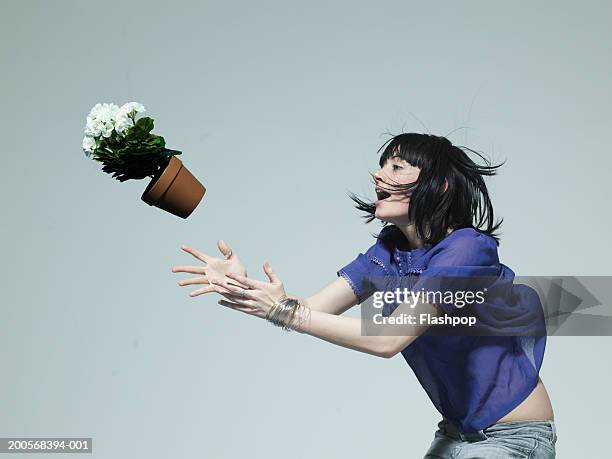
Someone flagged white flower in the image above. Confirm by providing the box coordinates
[84,102,121,139]
[101,122,114,138]
[82,101,147,153]
[82,135,97,157]
[87,103,119,121]
[84,118,102,137]
[118,102,146,117]
[114,116,132,135]
[114,102,146,136]
[98,108,116,125]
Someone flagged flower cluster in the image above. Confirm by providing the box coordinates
[82,102,146,157]
[81,101,182,182]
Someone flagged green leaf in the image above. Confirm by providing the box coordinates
[134,116,154,135]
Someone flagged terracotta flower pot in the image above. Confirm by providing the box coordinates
[141,156,205,218]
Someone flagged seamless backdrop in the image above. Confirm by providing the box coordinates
[1,1,611,458]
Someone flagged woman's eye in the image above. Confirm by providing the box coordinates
[393,165,402,170]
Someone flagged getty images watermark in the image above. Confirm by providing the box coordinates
[359,275,612,337]
[370,286,484,327]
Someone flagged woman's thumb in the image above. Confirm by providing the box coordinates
[218,240,233,259]
[263,260,280,283]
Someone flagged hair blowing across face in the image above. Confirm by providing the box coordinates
[348,132,505,247]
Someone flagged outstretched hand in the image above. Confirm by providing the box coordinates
[172,240,249,297]
[209,260,288,319]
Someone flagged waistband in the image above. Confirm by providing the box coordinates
[439,418,557,443]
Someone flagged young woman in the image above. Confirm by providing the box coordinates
[173,133,556,458]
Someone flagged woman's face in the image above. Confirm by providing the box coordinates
[374,155,421,225]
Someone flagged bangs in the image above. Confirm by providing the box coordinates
[377,133,442,170]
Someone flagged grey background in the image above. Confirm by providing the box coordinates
[1,1,610,457]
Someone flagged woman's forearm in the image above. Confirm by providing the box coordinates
[285,292,333,314]
[283,297,437,358]
[284,276,360,315]
[290,308,398,358]
[218,272,424,357]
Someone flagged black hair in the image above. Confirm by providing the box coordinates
[348,132,505,247]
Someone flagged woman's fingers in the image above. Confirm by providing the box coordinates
[187,283,238,298]
[177,276,208,286]
[172,265,206,275]
[189,285,217,297]
[218,299,258,314]
[225,271,261,289]
[211,280,258,301]
[215,290,251,304]
[213,275,251,291]
[181,245,212,264]
[209,280,233,295]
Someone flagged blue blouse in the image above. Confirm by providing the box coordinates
[337,225,547,433]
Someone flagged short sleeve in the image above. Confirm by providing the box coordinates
[337,243,378,304]
[411,230,500,315]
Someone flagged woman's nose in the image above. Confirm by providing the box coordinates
[373,169,386,183]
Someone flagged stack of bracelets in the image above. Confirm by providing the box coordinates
[265,295,311,332]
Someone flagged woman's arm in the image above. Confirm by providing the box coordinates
[289,297,439,358]
[285,277,359,315]
[215,268,440,359]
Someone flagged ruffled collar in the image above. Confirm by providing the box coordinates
[393,244,430,255]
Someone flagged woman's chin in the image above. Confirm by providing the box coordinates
[374,212,393,224]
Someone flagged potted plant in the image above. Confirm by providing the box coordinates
[82,102,205,218]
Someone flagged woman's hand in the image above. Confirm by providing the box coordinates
[172,240,249,297]
[209,260,287,319]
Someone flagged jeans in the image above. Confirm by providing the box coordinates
[423,418,557,458]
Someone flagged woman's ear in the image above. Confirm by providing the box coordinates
[443,178,448,192]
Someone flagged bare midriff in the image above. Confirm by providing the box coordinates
[496,377,554,423]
